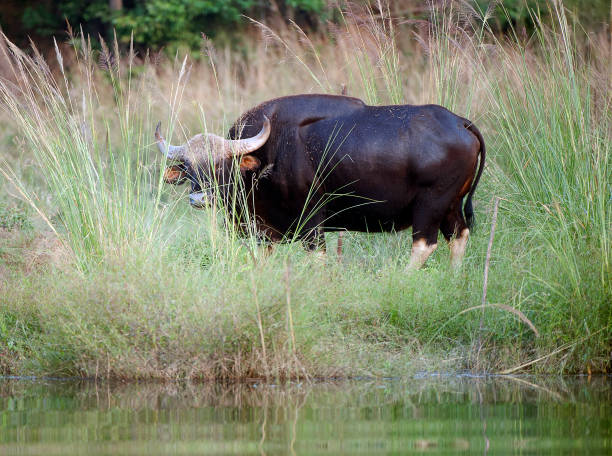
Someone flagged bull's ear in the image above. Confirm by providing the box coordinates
[239,155,261,174]
[163,165,187,185]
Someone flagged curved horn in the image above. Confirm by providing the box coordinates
[155,122,186,161]
[220,115,271,157]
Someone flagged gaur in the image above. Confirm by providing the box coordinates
[156,94,485,268]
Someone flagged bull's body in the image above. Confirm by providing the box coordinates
[227,95,484,258]
[159,94,485,267]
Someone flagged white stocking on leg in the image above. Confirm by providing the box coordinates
[408,238,438,269]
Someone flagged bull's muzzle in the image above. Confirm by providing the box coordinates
[189,192,209,209]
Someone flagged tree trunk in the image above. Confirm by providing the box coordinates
[109,0,122,11]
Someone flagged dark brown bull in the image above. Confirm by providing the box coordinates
[156,94,485,268]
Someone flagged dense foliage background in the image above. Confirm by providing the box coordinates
[1,0,610,53]
[2,0,332,52]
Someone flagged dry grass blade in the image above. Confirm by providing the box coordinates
[458,303,539,337]
[481,197,500,312]
[498,326,610,375]
[473,196,501,369]
[284,260,296,354]
[497,375,563,401]
[250,271,269,379]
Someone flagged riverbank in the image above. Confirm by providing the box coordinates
[0,3,610,380]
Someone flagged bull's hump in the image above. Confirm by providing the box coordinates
[260,93,365,107]
[251,94,365,119]
[230,94,366,139]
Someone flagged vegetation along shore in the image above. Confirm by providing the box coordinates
[0,1,610,381]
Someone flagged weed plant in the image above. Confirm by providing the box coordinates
[0,1,609,380]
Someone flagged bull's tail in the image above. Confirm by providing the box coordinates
[463,121,486,229]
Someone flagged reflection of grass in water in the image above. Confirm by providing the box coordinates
[0,2,610,380]
[0,377,610,455]
[2,375,610,409]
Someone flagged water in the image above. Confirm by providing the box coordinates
[1,376,610,455]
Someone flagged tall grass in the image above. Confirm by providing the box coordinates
[0,32,170,269]
[487,4,610,294]
[0,1,610,380]
[483,4,611,368]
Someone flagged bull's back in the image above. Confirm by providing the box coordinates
[300,104,478,230]
[303,104,470,184]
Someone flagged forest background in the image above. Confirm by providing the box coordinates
[2,0,610,53]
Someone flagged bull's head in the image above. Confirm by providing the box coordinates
[155,116,270,207]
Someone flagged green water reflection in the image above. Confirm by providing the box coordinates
[1,376,610,455]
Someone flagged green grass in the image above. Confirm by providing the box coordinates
[0,2,610,380]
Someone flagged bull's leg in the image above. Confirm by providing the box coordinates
[408,237,438,269]
[408,224,440,269]
[263,243,274,257]
[441,209,470,268]
[449,228,469,268]
[257,229,278,259]
[302,226,326,260]
[408,202,445,269]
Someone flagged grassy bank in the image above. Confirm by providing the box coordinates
[0,1,610,380]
